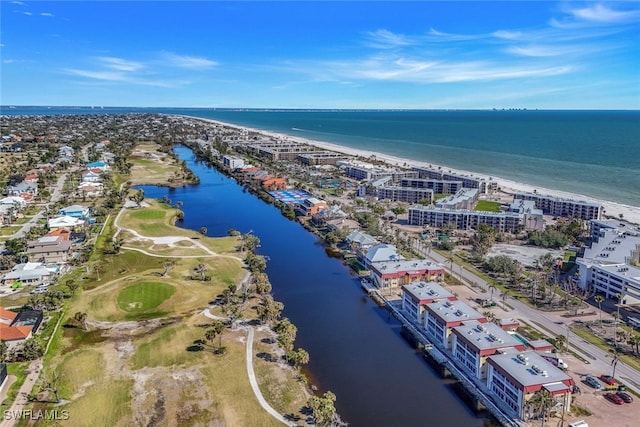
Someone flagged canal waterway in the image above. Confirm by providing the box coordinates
[138,146,489,426]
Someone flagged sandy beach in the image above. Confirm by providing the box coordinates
[188,116,640,225]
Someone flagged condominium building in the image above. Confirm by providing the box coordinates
[400,178,464,194]
[370,259,446,289]
[435,188,479,210]
[413,167,497,194]
[513,192,602,220]
[337,160,418,183]
[222,155,245,170]
[576,221,640,304]
[297,151,347,166]
[486,352,574,420]
[401,281,457,324]
[408,206,525,233]
[424,300,487,349]
[376,186,434,204]
[451,321,526,380]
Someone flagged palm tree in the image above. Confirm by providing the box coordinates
[527,390,556,426]
[595,295,604,329]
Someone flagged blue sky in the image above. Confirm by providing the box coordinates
[1,1,639,109]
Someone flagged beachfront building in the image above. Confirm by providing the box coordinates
[222,155,245,170]
[413,167,497,194]
[451,321,526,380]
[400,178,464,195]
[249,142,319,161]
[509,199,545,231]
[435,188,479,210]
[575,221,640,304]
[376,186,434,204]
[486,352,574,420]
[370,259,446,290]
[297,151,347,166]
[513,192,602,220]
[408,207,525,233]
[401,281,457,324]
[424,300,487,349]
[337,160,419,183]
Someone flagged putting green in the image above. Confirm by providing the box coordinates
[117,282,176,313]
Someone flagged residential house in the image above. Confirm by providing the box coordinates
[26,236,72,263]
[1,262,53,286]
[86,161,108,171]
[0,307,44,349]
[59,204,90,219]
[81,170,102,183]
[5,182,38,199]
[48,215,84,231]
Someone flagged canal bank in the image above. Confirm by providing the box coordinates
[139,145,491,426]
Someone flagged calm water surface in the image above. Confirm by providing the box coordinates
[139,146,488,427]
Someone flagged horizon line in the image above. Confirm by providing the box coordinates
[2,105,639,112]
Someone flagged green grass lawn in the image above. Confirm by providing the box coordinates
[0,362,29,409]
[474,200,502,212]
[130,209,166,220]
[117,281,177,313]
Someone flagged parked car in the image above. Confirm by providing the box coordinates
[617,391,634,403]
[600,375,618,386]
[605,392,625,405]
[585,376,601,389]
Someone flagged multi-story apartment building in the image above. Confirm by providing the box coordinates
[576,220,640,304]
[413,167,497,194]
[401,281,457,324]
[376,186,434,204]
[514,192,602,220]
[400,178,464,194]
[408,207,526,233]
[486,352,574,420]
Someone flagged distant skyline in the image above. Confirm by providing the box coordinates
[1,1,639,109]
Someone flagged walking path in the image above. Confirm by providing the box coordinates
[201,309,296,426]
[0,360,43,427]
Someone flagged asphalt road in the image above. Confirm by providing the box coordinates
[412,239,640,394]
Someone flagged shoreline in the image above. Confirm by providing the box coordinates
[178,114,640,225]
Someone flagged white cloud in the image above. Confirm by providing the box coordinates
[569,3,640,24]
[162,52,218,69]
[96,56,145,72]
[364,29,414,48]
[41,12,54,17]
[23,11,32,16]
[11,1,25,5]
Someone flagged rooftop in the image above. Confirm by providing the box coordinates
[452,321,524,353]
[402,281,455,303]
[425,299,486,325]
[488,351,573,389]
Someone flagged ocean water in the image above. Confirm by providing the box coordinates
[3,107,639,207]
